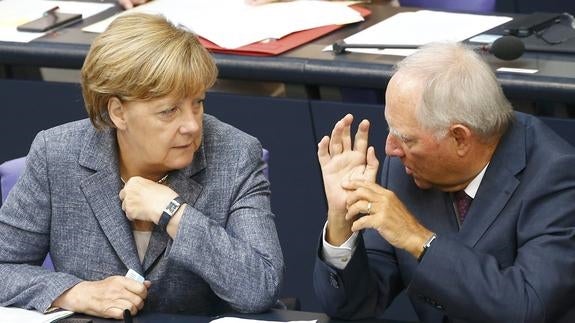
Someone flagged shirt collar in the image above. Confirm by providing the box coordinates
[463,163,489,199]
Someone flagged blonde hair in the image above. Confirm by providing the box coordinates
[81,13,218,129]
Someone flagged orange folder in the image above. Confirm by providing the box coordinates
[199,5,371,56]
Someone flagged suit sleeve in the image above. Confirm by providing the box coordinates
[313,156,404,319]
[0,131,82,312]
[167,139,284,313]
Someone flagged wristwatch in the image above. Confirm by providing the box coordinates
[417,233,437,262]
[158,196,185,232]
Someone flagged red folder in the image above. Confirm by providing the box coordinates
[199,5,371,56]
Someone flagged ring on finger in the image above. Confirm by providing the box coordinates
[366,201,372,215]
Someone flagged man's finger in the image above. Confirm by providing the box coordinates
[364,146,380,181]
[341,115,353,152]
[329,120,344,155]
[353,119,370,154]
[318,136,331,166]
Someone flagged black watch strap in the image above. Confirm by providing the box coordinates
[417,233,437,262]
[158,196,185,232]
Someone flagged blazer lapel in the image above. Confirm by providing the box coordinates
[142,142,207,272]
[78,127,143,274]
[459,117,526,247]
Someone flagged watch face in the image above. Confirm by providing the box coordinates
[165,200,181,216]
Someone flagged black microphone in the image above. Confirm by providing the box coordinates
[332,35,525,60]
[476,35,525,61]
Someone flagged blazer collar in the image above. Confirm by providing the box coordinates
[78,127,142,273]
[78,127,207,273]
[459,116,526,246]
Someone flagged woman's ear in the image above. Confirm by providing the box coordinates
[107,97,126,129]
[450,124,472,157]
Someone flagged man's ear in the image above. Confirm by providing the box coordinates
[107,97,126,129]
[450,124,472,157]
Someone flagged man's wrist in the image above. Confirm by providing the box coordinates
[417,233,437,262]
[325,221,353,246]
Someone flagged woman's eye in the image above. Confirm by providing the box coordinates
[161,107,178,115]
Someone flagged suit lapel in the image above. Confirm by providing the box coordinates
[142,142,207,272]
[78,127,143,274]
[459,117,526,247]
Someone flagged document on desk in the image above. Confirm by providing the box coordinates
[0,0,114,43]
[83,0,364,49]
[339,10,512,55]
[211,317,317,323]
[0,306,73,323]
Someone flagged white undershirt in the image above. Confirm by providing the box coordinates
[133,230,152,263]
[322,164,489,269]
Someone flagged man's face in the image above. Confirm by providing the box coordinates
[384,74,462,191]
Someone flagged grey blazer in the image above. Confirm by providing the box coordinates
[314,112,575,322]
[0,114,284,314]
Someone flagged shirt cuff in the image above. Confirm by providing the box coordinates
[321,221,358,270]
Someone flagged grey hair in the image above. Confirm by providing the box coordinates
[394,42,513,140]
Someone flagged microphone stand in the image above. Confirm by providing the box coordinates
[332,40,418,55]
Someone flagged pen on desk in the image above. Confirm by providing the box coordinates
[123,309,133,323]
[43,6,60,16]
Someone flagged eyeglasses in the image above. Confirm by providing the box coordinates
[535,12,575,46]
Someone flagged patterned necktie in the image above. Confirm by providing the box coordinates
[454,190,473,224]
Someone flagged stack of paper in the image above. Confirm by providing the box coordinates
[83,0,364,49]
[341,10,512,55]
[0,306,73,323]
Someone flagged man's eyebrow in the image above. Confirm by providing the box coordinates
[388,126,414,143]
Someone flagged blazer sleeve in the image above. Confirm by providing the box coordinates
[166,139,284,313]
[312,156,404,319]
[0,131,82,312]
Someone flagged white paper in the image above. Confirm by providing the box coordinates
[126,268,145,283]
[211,317,317,323]
[468,33,502,44]
[83,0,364,49]
[0,306,73,323]
[0,0,114,43]
[339,10,512,54]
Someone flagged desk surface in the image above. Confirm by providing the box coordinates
[76,309,413,323]
[2,2,575,102]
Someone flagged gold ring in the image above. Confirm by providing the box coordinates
[366,202,372,214]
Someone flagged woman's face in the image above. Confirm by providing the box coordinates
[115,93,205,173]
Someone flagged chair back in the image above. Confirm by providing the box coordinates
[0,157,26,203]
[0,156,54,269]
[400,0,496,12]
[262,148,270,180]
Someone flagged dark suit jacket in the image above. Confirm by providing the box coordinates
[314,112,575,323]
[0,115,284,314]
